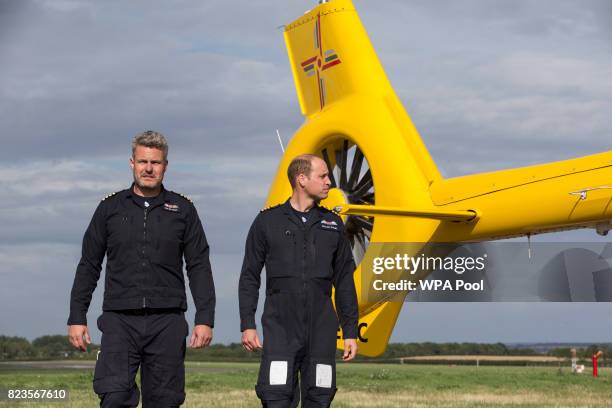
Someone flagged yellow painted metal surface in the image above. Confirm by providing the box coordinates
[338,204,478,222]
[262,0,612,356]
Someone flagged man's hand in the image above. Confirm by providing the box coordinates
[241,329,262,352]
[342,339,358,361]
[67,325,91,352]
[189,324,213,349]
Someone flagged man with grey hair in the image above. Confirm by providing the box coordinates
[67,130,216,407]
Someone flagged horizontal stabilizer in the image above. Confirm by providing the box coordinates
[336,204,478,222]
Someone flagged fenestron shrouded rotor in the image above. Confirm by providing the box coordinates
[320,139,374,265]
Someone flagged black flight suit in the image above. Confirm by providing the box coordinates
[239,199,358,408]
[68,184,215,407]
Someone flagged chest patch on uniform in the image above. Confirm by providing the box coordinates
[320,219,338,230]
[163,203,180,212]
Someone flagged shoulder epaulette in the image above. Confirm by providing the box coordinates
[178,192,193,203]
[260,204,281,213]
[320,205,341,215]
[101,191,120,202]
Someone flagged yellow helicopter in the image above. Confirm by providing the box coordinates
[264,0,612,356]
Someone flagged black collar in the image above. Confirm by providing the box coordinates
[125,182,168,209]
[281,198,323,229]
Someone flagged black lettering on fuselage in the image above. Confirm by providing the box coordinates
[337,322,369,343]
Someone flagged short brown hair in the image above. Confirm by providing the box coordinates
[132,130,168,161]
[287,154,318,189]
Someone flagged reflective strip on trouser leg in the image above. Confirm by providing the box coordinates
[301,358,337,408]
[256,355,298,405]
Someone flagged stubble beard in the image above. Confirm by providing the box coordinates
[134,174,162,194]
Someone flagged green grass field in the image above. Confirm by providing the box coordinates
[1,361,611,407]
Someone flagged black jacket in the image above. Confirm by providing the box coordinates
[238,199,358,339]
[68,184,215,327]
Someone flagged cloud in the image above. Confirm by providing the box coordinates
[486,53,612,96]
[357,2,612,176]
[0,0,610,343]
[0,160,120,198]
[0,155,279,248]
[0,243,80,339]
[0,0,305,162]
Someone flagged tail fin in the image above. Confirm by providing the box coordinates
[284,0,394,116]
[337,295,406,357]
[283,0,441,186]
[283,0,441,357]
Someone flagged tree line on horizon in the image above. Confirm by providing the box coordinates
[1,335,609,362]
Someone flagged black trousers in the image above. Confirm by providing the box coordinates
[93,309,188,408]
[256,288,338,408]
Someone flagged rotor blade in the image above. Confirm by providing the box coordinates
[356,231,368,249]
[352,215,374,232]
[350,169,373,199]
[335,140,348,189]
[352,232,367,265]
[357,191,375,204]
[347,147,364,190]
[321,148,337,188]
[344,216,359,235]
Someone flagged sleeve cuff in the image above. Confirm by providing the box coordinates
[240,316,256,332]
[341,323,358,340]
[195,310,214,328]
[67,311,87,326]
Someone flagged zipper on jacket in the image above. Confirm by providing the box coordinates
[302,230,309,329]
[142,207,148,308]
[302,231,307,290]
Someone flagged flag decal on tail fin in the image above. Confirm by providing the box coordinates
[323,49,341,68]
[300,13,342,109]
[301,56,317,76]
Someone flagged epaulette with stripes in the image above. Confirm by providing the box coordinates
[101,191,120,202]
[320,205,341,215]
[177,192,193,203]
[260,204,281,213]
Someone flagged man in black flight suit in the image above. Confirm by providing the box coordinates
[239,154,359,408]
[67,130,216,407]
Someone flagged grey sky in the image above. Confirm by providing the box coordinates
[0,0,610,346]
